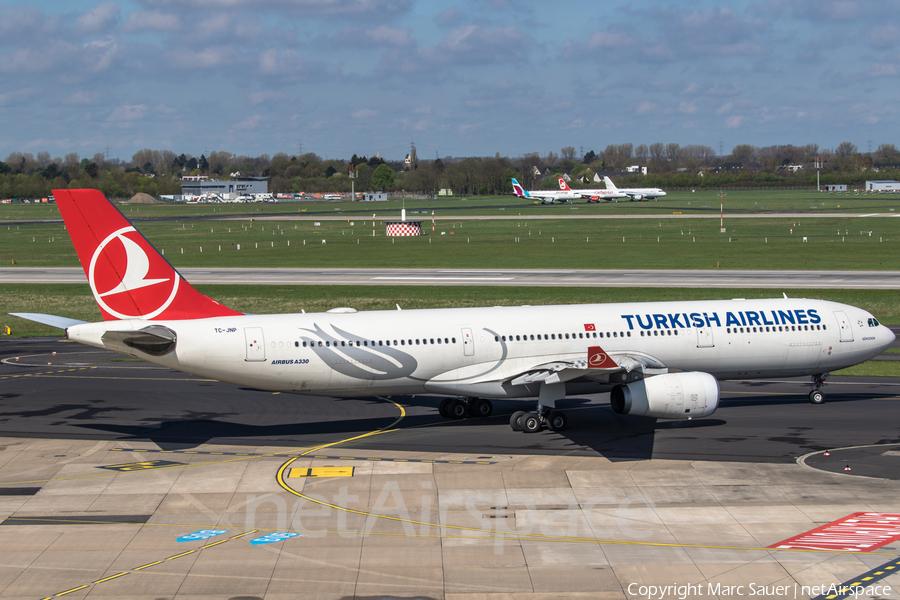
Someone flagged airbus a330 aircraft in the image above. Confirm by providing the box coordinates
[12,190,895,434]
[510,178,580,204]
[603,176,667,201]
[556,177,627,202]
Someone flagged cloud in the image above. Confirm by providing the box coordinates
[0,87,39,107]
[725,115,744,128]
[352,108,377,119]
[77,2,120,34]
[169,46,241,69]
[415,25,533,66]
[233,115,263,130]
[868,63,899,77]
[108,104,148,123]
[677,101,698,114]
[586,30,637,50]
[249,91,285,105]
[338,24,413,47]
[138,0,413,18]
[435,7,465,26]
[123,11,181,32]
[715,102,733,115]
[635,102,656,116]
[869,25,899,49]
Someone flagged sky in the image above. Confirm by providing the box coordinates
[0,0,897,163]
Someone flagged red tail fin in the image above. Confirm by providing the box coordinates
[54,189,242,321]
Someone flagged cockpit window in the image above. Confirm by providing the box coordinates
[868,317,880,327]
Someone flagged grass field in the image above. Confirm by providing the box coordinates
[2,213,899,270]
[2,189,900,222]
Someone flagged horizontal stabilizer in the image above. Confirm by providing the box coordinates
[101,325,177,356]
[10,313,89,330]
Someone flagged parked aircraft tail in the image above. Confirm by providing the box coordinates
[603,176,619,191]
[510,178,529,198]
[557,177,572,191]
[52,189,242,321]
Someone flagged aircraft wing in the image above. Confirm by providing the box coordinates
[507,347,667,386]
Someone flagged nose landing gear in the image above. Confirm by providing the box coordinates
[809,373,829,404]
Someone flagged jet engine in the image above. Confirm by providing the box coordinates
[610,371,719,419]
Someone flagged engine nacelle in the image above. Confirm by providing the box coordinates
[610,372,719,419]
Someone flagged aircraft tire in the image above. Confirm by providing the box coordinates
[448,399,468,419]
[546,411,567,432]
[520,412,542,433]
[470,399,493,418]
[809,390,825,404]
[510,411,526,431]
[438,398,454,418]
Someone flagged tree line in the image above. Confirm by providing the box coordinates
[2,142,899,200]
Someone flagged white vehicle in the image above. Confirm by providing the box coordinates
[603,176,667,201]
[511,178,581,204]
[323,193,343,200]
[11,189,895,434]
[557,177,627,202]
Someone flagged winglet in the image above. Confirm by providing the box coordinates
[587,346,618,369]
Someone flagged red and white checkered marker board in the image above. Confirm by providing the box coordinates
[386,222,422,236]
[769,512,900,552]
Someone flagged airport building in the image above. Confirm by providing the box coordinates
[181,176,269,197]
[866,180,900,192]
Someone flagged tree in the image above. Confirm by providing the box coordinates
[85,162,100,178]
[560,146,576,162]
[582,150,596,164]
[730,144,757,163]
[371,164,394,191]
[635,144,649,162]
[665,143,681,166]
[835,141,857,158]
[875,143,900,162]
[648,143,665,163]
[198,155,209,172]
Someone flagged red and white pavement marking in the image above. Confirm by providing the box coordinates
[770,512,900,552]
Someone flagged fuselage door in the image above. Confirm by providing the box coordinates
[833,311,854,342]
[461,327,475,356]
[696,325,714,348]
[245,327,266,361]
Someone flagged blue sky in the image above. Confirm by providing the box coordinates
[1,0,897,162]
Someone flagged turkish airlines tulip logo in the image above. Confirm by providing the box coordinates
[88,226,179,319]
[588,352,608,367]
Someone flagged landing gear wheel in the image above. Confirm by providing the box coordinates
[809,390,825,404]
[520,412,543,433]
[510,411,526,431]
[470,399,493,418]
[438,398,453,418]
[448,399,468,419]
[546,411,567,432]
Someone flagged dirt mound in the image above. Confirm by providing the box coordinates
[124,193,161,204]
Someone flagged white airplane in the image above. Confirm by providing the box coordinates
[557,177,627,202]
[511,178,580,204]
[604,176,667,201]
[11,189,895,434]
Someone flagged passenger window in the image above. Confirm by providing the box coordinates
[565,334,570,339]
[452,337,456,343]
[431,338,435,344]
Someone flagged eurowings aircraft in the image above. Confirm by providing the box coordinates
[557,177,627,202]
[510,177,580,204]
[603,176,667,201]
[11,189,895,434]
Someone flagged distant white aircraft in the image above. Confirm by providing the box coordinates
[511,178,580,204]
[604,176,667,201]
[10,189,895,435]
[557,177,627,202]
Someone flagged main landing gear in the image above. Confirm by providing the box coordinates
[438,397,493,419]
[509,408,567,433]
[809,373,829,404]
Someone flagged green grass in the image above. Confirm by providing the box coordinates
[2,214,899,270]
[832,361,900,377]
[2,189,899,222]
